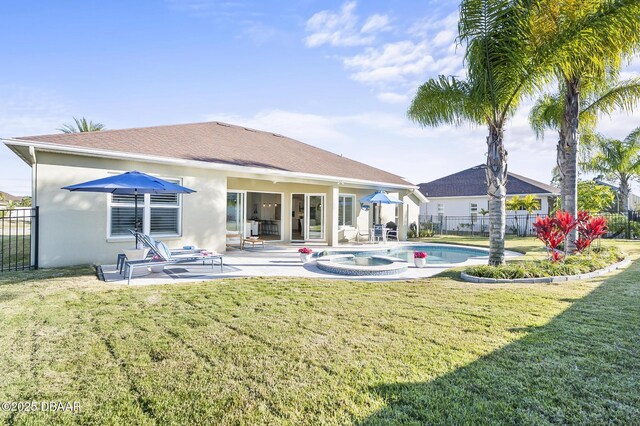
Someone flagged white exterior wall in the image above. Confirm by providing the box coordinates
[34,152,422,267]
[36,151,227,268]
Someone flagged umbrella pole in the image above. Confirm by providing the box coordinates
[134,189,139,248]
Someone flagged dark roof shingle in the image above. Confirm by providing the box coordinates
[419,165,559,197]
[14,121,412,186]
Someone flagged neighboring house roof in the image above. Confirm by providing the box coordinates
[419,164,560,198]
[7,121,413,187]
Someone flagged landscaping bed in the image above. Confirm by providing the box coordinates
[464,246,626,280]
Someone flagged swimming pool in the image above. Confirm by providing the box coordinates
[317,244,489,265]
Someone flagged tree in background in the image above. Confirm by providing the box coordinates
[582,127,640,211]
[18,197,32,208]
[577,181,615,213]
[530,0,640,249]
[58,117,105,133]
[506,195,540,236]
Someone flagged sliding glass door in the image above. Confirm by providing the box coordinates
[290,193,326,241]
[306,194,325,241]
[226,192,245,236]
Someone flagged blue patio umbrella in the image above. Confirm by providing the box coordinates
[360,191,403,225]
[62,171,196,242]
[359,190,403,205]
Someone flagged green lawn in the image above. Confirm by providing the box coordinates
[0,233,31,272]
[0,239,639,424]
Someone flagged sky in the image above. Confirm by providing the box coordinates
[1,0,639,196]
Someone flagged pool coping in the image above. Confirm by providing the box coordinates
[460,258,632,284]
[315,254,409,276]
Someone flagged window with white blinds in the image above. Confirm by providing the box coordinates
[108,178,182,238]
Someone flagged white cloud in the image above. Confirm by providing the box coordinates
[408,12,458,39]
[376,92,409,104]
[361,14,391,34]
[432,30,455,47]
[306,6,464,96]
[304,1,389,48]
[343,41,437,85]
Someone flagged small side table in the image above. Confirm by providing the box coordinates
[241,238,265,250]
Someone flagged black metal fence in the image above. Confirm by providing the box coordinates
[0,207,38,272]
[418,211,640,239]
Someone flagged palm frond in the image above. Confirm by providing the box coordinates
[408,76,486,127]
[582,77,640,119]
[624,126,640,145]
[57,116,105,133]
[529,93,563,138]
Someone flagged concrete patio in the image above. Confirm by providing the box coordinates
[98,242,516,286]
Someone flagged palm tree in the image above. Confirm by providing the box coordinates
[506,195,540,236]
[17,197,32,207]
[530,0,640,247]
[530,77,640,162]
[582,127,640,211]
[408,0,606,265]
[58,117,105,133]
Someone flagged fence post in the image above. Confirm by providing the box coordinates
[34,206,39,270]
[628,210,632,240]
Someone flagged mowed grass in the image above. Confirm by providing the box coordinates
[1,235,31,271]
[0,240,639,424]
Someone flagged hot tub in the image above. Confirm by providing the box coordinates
[315,254,408,276]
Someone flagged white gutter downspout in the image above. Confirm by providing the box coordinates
[28,146,37,207]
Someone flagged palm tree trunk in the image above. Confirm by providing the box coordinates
[620,178,630,212]
[486,124,507,266]
[558,77,580,251]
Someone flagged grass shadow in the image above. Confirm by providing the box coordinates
[362,262,640,424]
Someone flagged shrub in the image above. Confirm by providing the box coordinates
[419,229,434,238]
[464,246,625,279]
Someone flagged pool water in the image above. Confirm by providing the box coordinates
[319,244,488,265]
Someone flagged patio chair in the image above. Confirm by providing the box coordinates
[226,232,242,250]
[373,224,386,243]
[356,226,370,243]
[122,234,223,285]
[386,221,398,241]
[117,230,204,271]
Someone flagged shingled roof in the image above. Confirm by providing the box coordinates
[419,165,559,198]
[11,121,413,187]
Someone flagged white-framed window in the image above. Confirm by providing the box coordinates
[338,195,355,227]
[437,203,444,217]
[470,203,478,220]
[108,178,182,238]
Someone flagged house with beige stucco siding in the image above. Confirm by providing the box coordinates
[2,121,426,268]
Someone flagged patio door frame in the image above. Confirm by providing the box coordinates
[305,194,326,242]
[227,190,247,237]
[290,193,326,242]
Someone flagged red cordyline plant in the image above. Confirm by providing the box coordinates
[575,214,608,255]
[298,247,313,254]
[533,215,567,262]
[414,251,427,259]
[533,211,608,261]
